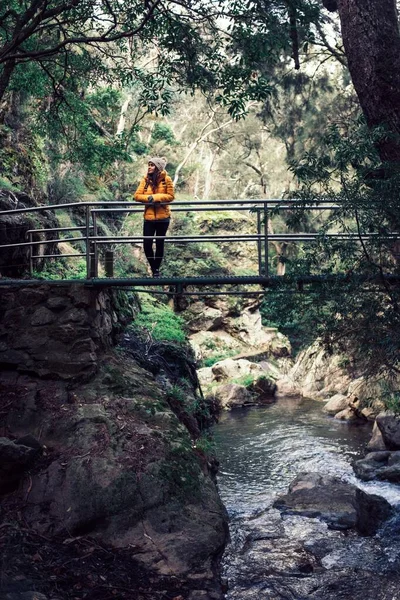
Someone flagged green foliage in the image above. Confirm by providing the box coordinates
[134,294,186,343]
[43,91,131,175]
[0,176,20,192]
[151,123,177,146]
[382,392,400,416]
[167,384,187,405]
[194,434,217,459]
[33,257,87,280]
[233,373,256,387]
[202,351,237,368]
[47,169,87,204]
[275,117,400,375]
[380,381,400,416]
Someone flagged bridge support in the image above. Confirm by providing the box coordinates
[105,250,114,278]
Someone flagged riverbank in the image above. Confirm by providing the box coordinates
[213,398,400,600]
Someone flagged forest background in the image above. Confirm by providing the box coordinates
[1,0,400,399]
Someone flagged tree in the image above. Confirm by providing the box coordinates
[322,0,400,164]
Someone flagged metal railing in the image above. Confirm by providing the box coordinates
[0,198,396,285]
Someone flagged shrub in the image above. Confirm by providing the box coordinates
[202,350,237,368]
[33,257,87,280]
[133,293,186,343]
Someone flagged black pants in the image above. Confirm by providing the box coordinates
[143,220,170,273]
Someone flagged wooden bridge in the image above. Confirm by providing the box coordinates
[0,198,397,295]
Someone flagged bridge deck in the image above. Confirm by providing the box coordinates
[1,273,399,290]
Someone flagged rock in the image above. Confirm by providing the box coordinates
[197,367,214,388]
[275,376,301,398]
[376,412,400,449]
[211,358,263,383]
[273,472,392,534]
[186,305,224,333]
[187,298,291,367]
[16,435,43,451]
[213,383,254,409]
[30,307,56,326]
[46,296,71,311]
[247,375,277,403]
[354,451,400,483]
[367,421,387,450]
[267,334,291,358]
[355,488,393,535]
[287,342,351,400]
[190,330,242,362]
[360,406,378,420]
[0,189,58,277]
[0,437,41,494]
[334,407,361,421]
[323,394,349,415]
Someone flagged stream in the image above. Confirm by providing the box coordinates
[213,397,400,600]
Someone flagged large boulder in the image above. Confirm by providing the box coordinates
[187,296,291,365]
[367,421,387,451]
[334,407,364,422]
[213,383,255,409]
[185,304,224,333]
[323,393,349,415]
[0,354,228,582]
[273,472,392,534]
[247,375,277,402]
[354,451,400,483]
[275,375,302,398]
[211,358,264,383]
[376,412,400,449]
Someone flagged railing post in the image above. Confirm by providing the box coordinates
[29,231,33,275]
[263,201,269,277]
[105,250,114,278]
[85,205,91,279]
[257,208,262,276]
[93,211,98,277]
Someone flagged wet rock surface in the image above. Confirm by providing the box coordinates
[354,450,400,483]
[273,472,392,534]
[222,505,400,600]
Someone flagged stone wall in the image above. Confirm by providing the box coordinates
[0,284,133,380]
[0,190,59,277]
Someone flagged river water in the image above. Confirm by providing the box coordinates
[213,397,400,600]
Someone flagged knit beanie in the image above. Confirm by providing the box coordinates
[148,156,167,172]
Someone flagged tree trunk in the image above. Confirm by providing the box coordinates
[337,0,400,163]
[0,60,16,119]
[116,95,132,135]
[203,148,215,200]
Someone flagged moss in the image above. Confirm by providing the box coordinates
[159,438,202,501]
[133,293,186,343]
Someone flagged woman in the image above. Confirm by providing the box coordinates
[134,157,175,277]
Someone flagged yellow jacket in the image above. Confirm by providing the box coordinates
[134,170,175,221]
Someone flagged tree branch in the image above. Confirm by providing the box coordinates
[0,0,160,64]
